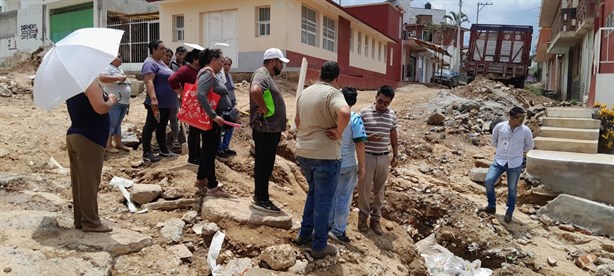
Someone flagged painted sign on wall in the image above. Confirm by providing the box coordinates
[20,23,38,39]
[8,37,17,50]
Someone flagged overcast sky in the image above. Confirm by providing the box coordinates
[339,0,541,53]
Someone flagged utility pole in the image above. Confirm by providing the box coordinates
[476,2,493,24]
[456,0,462,72]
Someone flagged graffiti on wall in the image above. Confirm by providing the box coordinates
[20,24,38,40]
[8,38,17,50]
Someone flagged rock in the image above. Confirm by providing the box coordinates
[0,148,8,158]
[160,218,185,243]
[3,267,11,273]
[114,245,188,275]
[385,222,394,231]
[218,258,252,275]
[575,254,597,269]
[0,247,111,275]
[522,172,541,186]
[559,224,575,232]
[131,161,143,168]
[161,187,182,200]
[130,184,161,205]
[539,214,554,226]
[427,112,445,125]
[142,198,202,211]
[547,256,557,266]
[201,197,292,229]
[474,159,491,168]
[260,244,296,271]
[0,173,24,187]
[527,104,545,118]
[469,168,489,183]
[0,83,12,97]
[418,165,431,174]
[468,133,481,146]
[460,101,481,112]
[181,211,198,224]
[596,264,614,276]
[288,259,308,275]
[200,222,220,241]
[168,244,192,260]
[122,131,141,149]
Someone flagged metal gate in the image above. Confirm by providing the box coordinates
[592,27,614,106]
[108,18,159,64]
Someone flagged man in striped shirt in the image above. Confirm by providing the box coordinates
[357,85,399,235]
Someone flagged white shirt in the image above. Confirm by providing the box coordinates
[492,121,534,168]
[101,64,131,105]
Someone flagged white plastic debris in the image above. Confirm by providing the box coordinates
[416,234,492,276]
[110,176,134,188]
[115,182,137,213]
[208,230,226,275]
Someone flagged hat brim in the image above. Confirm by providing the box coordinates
[279,57,290,63]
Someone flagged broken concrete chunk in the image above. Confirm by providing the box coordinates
[160,187,182,200]
[537,194,614,236]
[160,218,185,243]
[181,211,198,224]
[260,244,296,271]
[201,197,292,229]
[142,198,201,211]
[130,184,161,205]
[558,224,575,232]
[469,168,489,183]
[168,244,192,260]
[427,112,445,126]
[575,254,597,269]
[547,257,557,266]
[474,159,491,168]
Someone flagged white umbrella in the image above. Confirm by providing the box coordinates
[34,27,124,111]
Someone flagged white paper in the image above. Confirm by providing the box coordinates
[208,231,226,275]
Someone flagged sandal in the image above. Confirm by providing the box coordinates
[116,144,131,151]
[206,187,232,198]
[105,147,119,153]
[82,224,113,233]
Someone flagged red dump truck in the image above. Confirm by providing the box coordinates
[464,24,533,88]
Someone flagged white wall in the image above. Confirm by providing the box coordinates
[595,74,614,107]
[17,5,44,51]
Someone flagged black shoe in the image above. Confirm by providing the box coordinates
[187,159,199,166]
[478,206,496,215]
[143,152,161,163]
[217,151,230,158]
[294,235,312,246]
[224,149,237,156]
[252,199,281,213]
[159,151,178,157]
[329,231,351,242]
[504,213,512,223]
[311,244,337,259]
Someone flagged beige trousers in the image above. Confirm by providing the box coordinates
[66,134,105,228]
[357,153,390,221]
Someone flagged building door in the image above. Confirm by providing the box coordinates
[50,3,93,43]
[202,10,237,68]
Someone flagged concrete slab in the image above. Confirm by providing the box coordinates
[541,117,601,129]
[527,150,614,205]
[546,107,594,118]
[537,194,614,236]
[538,126,600,141]
[534,137,598,153]
[201,197,293,229]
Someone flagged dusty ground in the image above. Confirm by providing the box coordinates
[0,59,613,275]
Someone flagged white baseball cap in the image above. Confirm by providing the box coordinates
[263,48,290,63]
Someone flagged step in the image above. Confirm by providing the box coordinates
[534,137,598,154]
[538,126,600,141]
[547,107,594,118]
[541,117,601,129]
[538,194,614,236]
[527,150,614,205]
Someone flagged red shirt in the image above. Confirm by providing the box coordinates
[168,64,199,90]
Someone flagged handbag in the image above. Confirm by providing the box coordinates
[177,67,220,131]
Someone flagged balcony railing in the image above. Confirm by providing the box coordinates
[577,0,598,29]
[551,8,577,39]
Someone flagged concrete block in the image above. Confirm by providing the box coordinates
[527,150,614,205]
[534,137,598,154]
[538,126,600,141]
[537,194,614,236]
[541,117,601,129]
[546,107,593,118]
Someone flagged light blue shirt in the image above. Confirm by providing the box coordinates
[341,112,368,168]
[492,121,535,168]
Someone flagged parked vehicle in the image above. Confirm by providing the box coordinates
[431,69,460,88]
[464,24,533,88]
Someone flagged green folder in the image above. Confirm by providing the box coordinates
[263,88,275,118]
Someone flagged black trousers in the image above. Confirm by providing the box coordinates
[142,104,171,154]
[252,129,281,202]
[188,126,206,162]
[197,124,221,188]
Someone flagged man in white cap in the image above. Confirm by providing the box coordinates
[249,48,289,212]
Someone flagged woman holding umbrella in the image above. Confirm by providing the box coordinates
[141,40,176,163]
[66,81,117,232]
[194,48,232,197]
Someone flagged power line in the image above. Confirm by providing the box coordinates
[476,2,493,24]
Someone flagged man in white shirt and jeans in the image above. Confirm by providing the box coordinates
[479,106,534,223]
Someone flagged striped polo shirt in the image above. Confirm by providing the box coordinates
[359,104,397,154]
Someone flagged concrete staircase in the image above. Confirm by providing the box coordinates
[535,107,600,154]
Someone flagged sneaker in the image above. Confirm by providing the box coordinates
[294,235,312,246]
[252,199,282,213]
[159,151,177,157]
[217,151,230,158]
[328,231,351,242]
[206,187,232,198]
[504,213,513,223]
[311,244,337,259]
[171,141,182,149]
[143,152,161,163]
[478,206,496,215]
[224,149,237,156]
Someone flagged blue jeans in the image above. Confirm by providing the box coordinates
[329,166,358,236]
[484,161,522,215]
[218,128,234,151]
[297,157,341,251]
[109,104,128,136]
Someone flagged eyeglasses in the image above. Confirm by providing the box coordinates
[376,98,391,106]
[513,115,526,121]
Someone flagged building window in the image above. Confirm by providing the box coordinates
[172,15,184,42]
[371,38,375,59]
[322,16,336,52]
[301,5,317,46]
[607,12,614,36]
[378,42,382,61]
[365,35,369,57]
[357,32,362,54]
[350,28,354,52]
[383,43,387,61]
[256,6,271,37]
[422,30,432,42]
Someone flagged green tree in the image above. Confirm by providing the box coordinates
[443,11,470,27]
